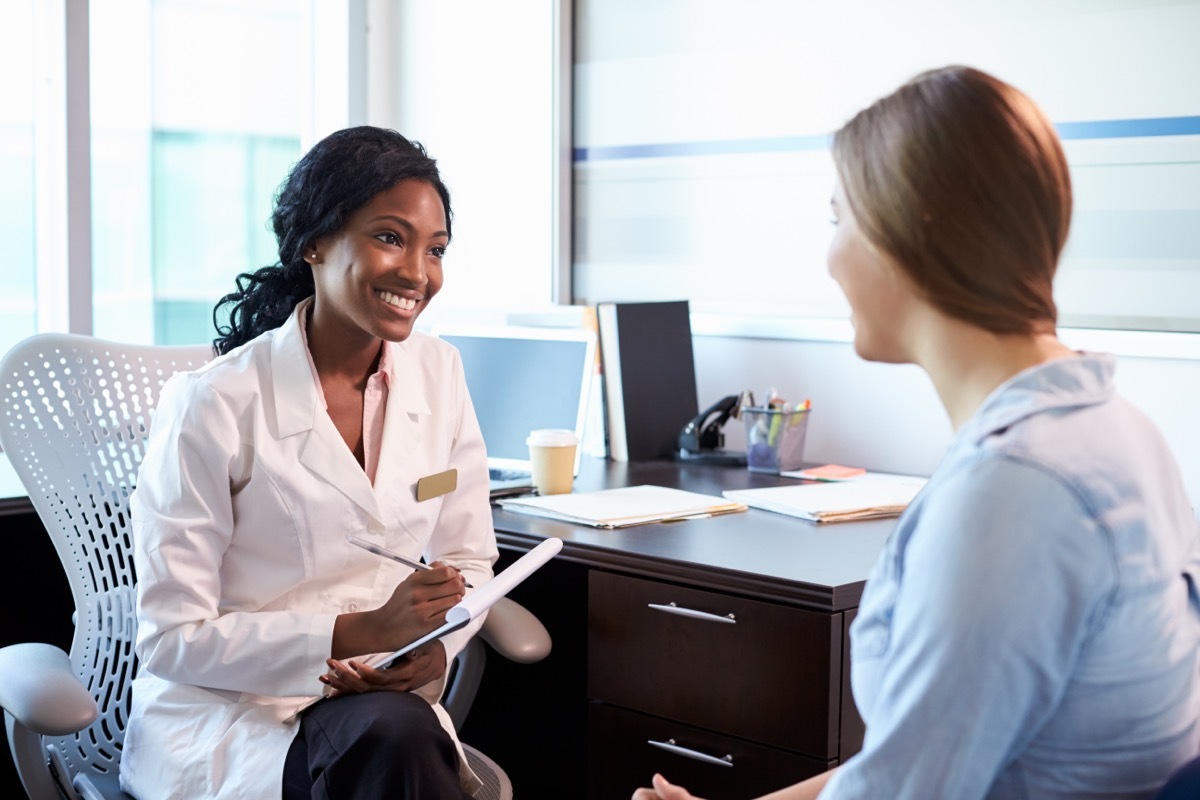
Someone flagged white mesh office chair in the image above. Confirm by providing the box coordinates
[0,332,547,800]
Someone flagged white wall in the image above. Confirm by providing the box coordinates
[1108,355,1200,510]
[695,336,1200,513]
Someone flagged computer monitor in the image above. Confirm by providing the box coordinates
[433,324,596,476]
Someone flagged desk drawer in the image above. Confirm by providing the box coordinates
[588,571,842,757]
[587,702,832,800]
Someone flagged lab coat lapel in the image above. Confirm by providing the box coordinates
[372,340,432,504]
[299,419,385,524]
[271,303,385,524]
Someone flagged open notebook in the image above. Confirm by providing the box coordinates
[497,485,747,529]
[435,325,596,498]
[723,472,928,523]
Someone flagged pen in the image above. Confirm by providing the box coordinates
[661,512,714,523]
[347,535,474,588]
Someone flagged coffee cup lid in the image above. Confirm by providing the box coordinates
[527,428,578,447]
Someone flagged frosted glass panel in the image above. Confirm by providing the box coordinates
[573,0,1200,333]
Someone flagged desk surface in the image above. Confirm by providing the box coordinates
[1,451,895,611]
[492,457,894,612]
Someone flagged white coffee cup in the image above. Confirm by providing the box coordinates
[526,429,578,495]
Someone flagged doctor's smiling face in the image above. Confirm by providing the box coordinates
[309,179,448,346]
[212,127,453,357]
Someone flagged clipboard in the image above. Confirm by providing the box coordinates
[369,537,563,669]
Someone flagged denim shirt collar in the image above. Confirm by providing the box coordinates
[957,352,1116,448]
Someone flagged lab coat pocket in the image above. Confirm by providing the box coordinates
[124,679,239,798]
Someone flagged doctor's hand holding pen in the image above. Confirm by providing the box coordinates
[322,558,467,695]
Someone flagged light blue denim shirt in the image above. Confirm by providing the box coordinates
[824,353,1200,800]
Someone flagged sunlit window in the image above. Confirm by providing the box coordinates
[0,0,37,358]
[91,0,303,345]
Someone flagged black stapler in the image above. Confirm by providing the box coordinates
[677,393,748,466]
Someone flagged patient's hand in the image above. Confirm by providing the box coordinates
[632,774,706,800]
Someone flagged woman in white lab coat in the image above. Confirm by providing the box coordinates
[120,127,498,799]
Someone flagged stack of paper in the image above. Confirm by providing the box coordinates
[497,485,747,529]
[723,472,928,523]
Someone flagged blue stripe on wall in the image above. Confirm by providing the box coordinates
[573,133,830,162]
[1054,116,1200,140]
[574,116,1200,162]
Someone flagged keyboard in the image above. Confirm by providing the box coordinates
[489,466,532,482]
[488,466,535,499]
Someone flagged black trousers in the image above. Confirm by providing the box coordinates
[282,691,470,799]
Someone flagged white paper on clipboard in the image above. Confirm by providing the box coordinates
[373,537,562,669]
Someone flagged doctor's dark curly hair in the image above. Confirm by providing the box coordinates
[212,126,452,355]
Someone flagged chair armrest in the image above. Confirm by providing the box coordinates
[0,643,98,735]
[478,597,551,664]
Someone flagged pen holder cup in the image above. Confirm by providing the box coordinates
[742,406,810,474]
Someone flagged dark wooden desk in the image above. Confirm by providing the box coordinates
[465,457,894,800]
[1,455,893,800]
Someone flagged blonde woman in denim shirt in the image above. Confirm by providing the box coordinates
[636,66,1200,800]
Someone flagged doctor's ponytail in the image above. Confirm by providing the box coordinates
[212,260,314,356]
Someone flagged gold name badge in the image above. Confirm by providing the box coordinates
[415,468,457,502]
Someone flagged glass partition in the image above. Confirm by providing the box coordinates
[572,0,1200,334]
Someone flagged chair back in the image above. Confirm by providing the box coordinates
[0,333,212,788]
[1154,754,1200,799]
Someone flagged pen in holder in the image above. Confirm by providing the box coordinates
[742,404,811,474]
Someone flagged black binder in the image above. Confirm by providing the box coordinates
[596,300,699,461]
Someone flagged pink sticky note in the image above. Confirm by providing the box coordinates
[799,464,867,481]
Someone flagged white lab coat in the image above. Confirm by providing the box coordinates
[120,300,498,799]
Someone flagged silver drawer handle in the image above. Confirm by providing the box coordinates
[647,738,734,767]
[647,602,736,624]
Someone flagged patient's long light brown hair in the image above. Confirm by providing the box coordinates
[832,66,1072,334]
